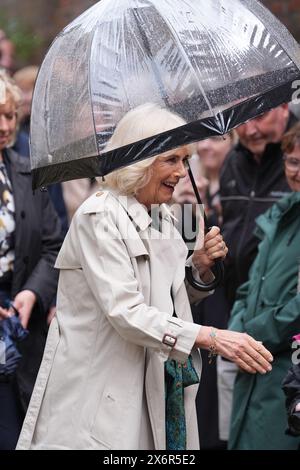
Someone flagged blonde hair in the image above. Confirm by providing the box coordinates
[0,70,21,148]
[103,103,188,196]
[0,69,21,107]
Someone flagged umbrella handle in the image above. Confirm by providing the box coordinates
[185,259,224,292]
[185,162,225,291]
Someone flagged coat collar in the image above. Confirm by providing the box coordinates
[109,189,176,232]
[255,191,300,238]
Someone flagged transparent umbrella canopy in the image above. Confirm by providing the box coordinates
[30,0,300,189]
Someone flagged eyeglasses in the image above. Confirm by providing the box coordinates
[283,156,300,172]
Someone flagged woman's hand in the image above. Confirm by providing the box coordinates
[0,290,36,328]
[12,290,37,329]
[192,226,228,276]
[196,326,273,374]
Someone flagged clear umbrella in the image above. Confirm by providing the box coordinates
[30,0,300,291]
[30,0,300,189]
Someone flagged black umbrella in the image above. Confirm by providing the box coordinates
[0,315,28,376]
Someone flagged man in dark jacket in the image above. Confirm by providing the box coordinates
[220,104,296,308]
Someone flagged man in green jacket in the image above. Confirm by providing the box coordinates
[228,122,300,450]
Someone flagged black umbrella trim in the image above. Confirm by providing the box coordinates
[32,75,300,189]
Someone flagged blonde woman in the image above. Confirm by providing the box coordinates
[17,104,273,450]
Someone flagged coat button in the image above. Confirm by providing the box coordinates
[20,211,26,219]
[23,256,29,264]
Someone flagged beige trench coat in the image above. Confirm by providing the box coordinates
[17,191,208,450]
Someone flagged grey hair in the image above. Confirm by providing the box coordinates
[103,103,187,196]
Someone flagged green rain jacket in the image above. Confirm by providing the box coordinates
[228,192,300,450]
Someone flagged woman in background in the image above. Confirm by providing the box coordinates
[197,133,236,226]
[228,122,300,450]
[0,71,62,449]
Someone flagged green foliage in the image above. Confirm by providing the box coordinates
[0,14,43,63]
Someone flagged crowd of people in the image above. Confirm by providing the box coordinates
[0,28,300,450]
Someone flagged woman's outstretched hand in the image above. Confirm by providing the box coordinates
[196,326,273,374]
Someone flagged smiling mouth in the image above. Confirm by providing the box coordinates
[163,181,178,189]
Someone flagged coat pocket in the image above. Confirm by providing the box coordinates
[90,382,142,450]
[90,388,124,449]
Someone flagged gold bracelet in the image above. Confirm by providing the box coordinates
[208,327,218,364]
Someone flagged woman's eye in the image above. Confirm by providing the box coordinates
[165,156,190,166]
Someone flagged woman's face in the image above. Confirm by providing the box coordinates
[136,146,189,208]
[0,93,17,153]
[284,144,300,192]
[196,135,232,172]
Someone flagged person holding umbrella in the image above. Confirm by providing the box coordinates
[17,103,273,451]
[14,0,300,451]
